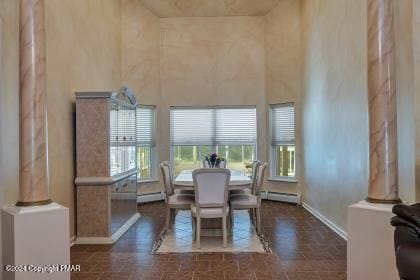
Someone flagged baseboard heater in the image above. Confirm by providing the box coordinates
[137,191,300,204]
[262,191,300,204]
[137,192,165,204]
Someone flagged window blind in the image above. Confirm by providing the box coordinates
[136,105,155,146]
[215,108,256,145]
[271,103,295,145]
[171,107,256,146]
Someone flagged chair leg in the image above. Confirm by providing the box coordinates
[166,208,172,230]
[191,214,196,240]
[197,217,201,249]
[222,215,227,248]
[172,209,176,225]
[231,208,235,228]
[256,208,261,234]
[249,209,254,224]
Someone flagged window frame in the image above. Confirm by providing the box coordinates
[136,104,157,182]
[269,102,297,180]
[169,106,258,174]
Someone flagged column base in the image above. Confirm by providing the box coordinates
[2,202,70,280]
[15,199,53,207]
[366,197,402,204]
[347,200,399,280]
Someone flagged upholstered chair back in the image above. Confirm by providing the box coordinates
[255,163,267,196]
[250,160,261,194]
[160,161,174,200]
[192,168,230,208]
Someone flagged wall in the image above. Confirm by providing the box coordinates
[121,0,162,195]
[45,0,121,240]
[0,0,19,274]
[265,0,302,195]
[414,0,420,202]
[159,16,267,179]
[301,0,417,232]
[394,0,415,203]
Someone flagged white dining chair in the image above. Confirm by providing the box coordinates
[230,160,260,196]
[230,163,267,234]
[160,161,194,230]
[163,160,194,196]
[191,168,231,248]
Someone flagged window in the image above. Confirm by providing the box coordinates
[170,107,257,176]
[270,103,296,178]
[136,105,156,181]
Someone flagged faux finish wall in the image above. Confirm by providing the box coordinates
[0,0,19,271]
[265,0,302,195]
[302,0,417,232]
[159,16,267,182]
[45,0,122,240]
[414,1,420,201]
[121,0,161,195]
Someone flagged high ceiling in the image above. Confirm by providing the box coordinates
[140,0,281,17]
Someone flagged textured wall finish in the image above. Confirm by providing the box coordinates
[265,0,302,195]
[414,1,420,201]
[17,0,51,206]
[302,0,369,231]
[160,16,267,180]
[367,0,400,203]
[45,0,121,239]
[141,0,280,17]
[0,0,20,272]
[302,0,416,231]
[121,0,162,195]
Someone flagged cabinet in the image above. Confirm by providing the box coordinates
[75,91,140,244]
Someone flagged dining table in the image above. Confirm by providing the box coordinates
[174,170,252,190]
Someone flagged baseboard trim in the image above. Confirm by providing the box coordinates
[302,202,347,241]
[75,213,141,244]
[70,235,76,247]
[262,192,300,204]
[137,193,165,204]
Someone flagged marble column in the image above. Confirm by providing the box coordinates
[366,0,401,204]
[16,0,52,206]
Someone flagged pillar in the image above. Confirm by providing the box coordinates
[16,0,51,206]
[367,0,401,204]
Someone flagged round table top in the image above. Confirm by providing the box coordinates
[174,170,252,191]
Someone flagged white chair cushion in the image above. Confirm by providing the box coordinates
[191,204,229,218]
[230,194,259,208]
[167,194,195,206]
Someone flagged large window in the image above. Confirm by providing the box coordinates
[170,107,257,176]
[270,103,296,178]
[136,105,156,181]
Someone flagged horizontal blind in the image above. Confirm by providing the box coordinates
[271,103,295,145]
[136,106,155,146]
[171,109,214,146]
[110,108,118,144]
[171,107,256,146]
[117,107,136,144]
[215,108,256,145]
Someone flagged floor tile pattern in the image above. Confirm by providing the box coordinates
[71,201,347,280]
[156,210,267,253]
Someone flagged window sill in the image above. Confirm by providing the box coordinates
[137,179,160,184]
[268,177,298,183]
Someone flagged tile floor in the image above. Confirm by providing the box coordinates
[71,201,347,280]
[156,210,267,253]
